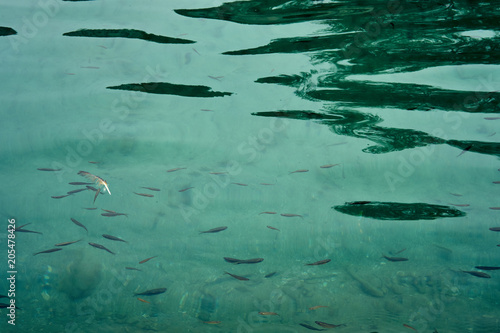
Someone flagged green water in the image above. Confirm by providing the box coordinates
[1,0,499,332]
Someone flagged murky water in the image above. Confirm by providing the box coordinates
[1,0,499,332]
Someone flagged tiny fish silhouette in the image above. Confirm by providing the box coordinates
[306,259,331,266]
[70,218,88,233]
[224,272,249,281]
[139,256,157,264]
[134,288,167,296]
[37,168,61,171]
[462,270,491,278]
[134,192,154,197]
[383,255,408,262]
[88,242,115,255]
[200,226,227,234]
[289,169,309,174]
[55,239,82,247]
[33,248,62,256]
[102,234,127,243]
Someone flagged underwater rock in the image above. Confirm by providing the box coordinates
[346,266,384,298]
[333,201,466,220]
[59,254,102,300]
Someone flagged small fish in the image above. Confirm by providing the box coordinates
[67,188,87,195]
[457,145,472,157]
[320,164,339,168]
[101,212,128,217]
[224,257,264,264]
[265,272,277,278]
[462,270,491,278]
[55,239,82,246]
[224,272,249,281]
[231,182,248,186]
[489,207,500,210]
[289,169,309,174]
[224,257,241,263]
[492,181,500,184]
[210,171,228,175]
[484,117,500,120]
[305,259,331,266]
[200,226,227,234]
[139,256,157,264]
[280,213,303,218]
[86,185,98,192]
[179,187,194,192]
[315,321,345,328]
[126,267,141,271]
[391,248,407,255]
[102,234,127,243]
[88,161,99,163]
[449,192,462,197]
[134,192,154,197]
[88,242,115,255]
[33,248,62,256]
[167,167,186,172]
[208,75,224,81]
[70,218,88,233]
[383,255,409,262]
[137,298,150,304]
[15,224,42,235]
[474,266,500,271]
[259,211,277,215]
[203,321,221,324]
[267,226,280,231]
[258,312,279,316]
[78,171,111,195]
[299,323,326,331]
[84,207,97,210]
[51,195,69,199]
[309,305,328,310]
[69,182,92,185]
[37,168,61,171]
[134,288,167,296]
[102,209,116,213]
[403,323,417,331]
[142,187,160,191]
[489,227,500,232]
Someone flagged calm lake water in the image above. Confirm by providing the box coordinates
[1,0,499,332]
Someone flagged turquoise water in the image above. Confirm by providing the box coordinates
[1,0,499,332]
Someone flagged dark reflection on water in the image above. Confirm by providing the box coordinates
[107,82,233,98]
[63,29,195,44]
[0,26,16,36]
[254,108,500,156]
[333,201,466,220]
[176,0,500,156]
[175,0,374,25]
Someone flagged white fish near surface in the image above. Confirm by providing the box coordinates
[78,171,111,195]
